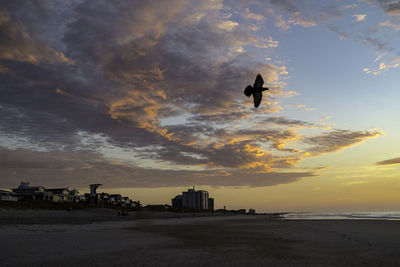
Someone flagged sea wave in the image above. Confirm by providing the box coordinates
[283,211,400,220]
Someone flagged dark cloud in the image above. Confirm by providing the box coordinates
[0,146,315,188]
[304,129,383,155]
[268,0,317,27]
[362,37,394,53]
[262,116,315,127]
[0,1,382,188]
[376,157,400,165]
[378,0,400,16]
[0,0,286,147]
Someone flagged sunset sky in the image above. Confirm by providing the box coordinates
[1,0,400,212]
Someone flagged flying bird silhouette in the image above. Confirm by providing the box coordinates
[244,74,269,108]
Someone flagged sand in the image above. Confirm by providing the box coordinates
[1,209,400,266]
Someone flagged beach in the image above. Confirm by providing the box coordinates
[1,209,400,266]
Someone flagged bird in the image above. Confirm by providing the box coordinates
[244,74,269,108]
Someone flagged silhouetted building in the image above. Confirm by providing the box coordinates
[183,188,209,210]
[172,195,183,209]
[12,182,45,200]
[89,184,102,207]
[8,182,135,207]
[11,182,82,203]
[237,209,246,214]
[121,196,131,207]
[208,197,214,211]
[110,194,122,205]
[0,190,18,202]
[45,188,72,202]
[173,187,213,211]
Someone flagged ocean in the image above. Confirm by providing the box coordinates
[283,211,400,220]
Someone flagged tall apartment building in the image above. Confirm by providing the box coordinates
[172,188,212,211]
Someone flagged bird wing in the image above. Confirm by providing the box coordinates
[244,85,254,97]
[253,91,262,108]
[253,74,264,88]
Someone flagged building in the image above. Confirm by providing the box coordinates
[182,188,208,210]
[12,182,46,200]
[45,188,72,202]
[248,208,256,215]
[0,190,18,202]
[237,209,246,214]
[172,188,213,211]
[171,195,183,209]
[7,182,134,207]
[12,182,83,203]
[89,184,102,207]
[208,197,214,211]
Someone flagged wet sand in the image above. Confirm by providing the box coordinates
[1,209,400,266]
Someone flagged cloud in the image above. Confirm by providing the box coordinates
[359,0,375,6]
[304,130,383,155]
[354,14,367,21]
[364,61,400,75]
[268,0,317,28]
[378,62,400,70]
[342,180,369,187]
[379,19,400,31]
[243,8,265,21]
[286,104,316,111]
[262,116,315,128]
[218,20,239,31]
[376,157,400,165]
[362,37,394,53]
[378,0,400,16]
[0,0,383,188]
[267,8,290,31]
[0,146,315,188]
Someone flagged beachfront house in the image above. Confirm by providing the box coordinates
[8,182,134,207]
[110,194,122,205]
[121,197,131,207]
[44,188,80,203]
[0,190,18,202]
[45,188,70,202]
[11,182,84,203]
[99,192,110,205]
[12,182,46,200]
[96,192,134,207]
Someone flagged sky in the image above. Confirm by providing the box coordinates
[1,0,400,212]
